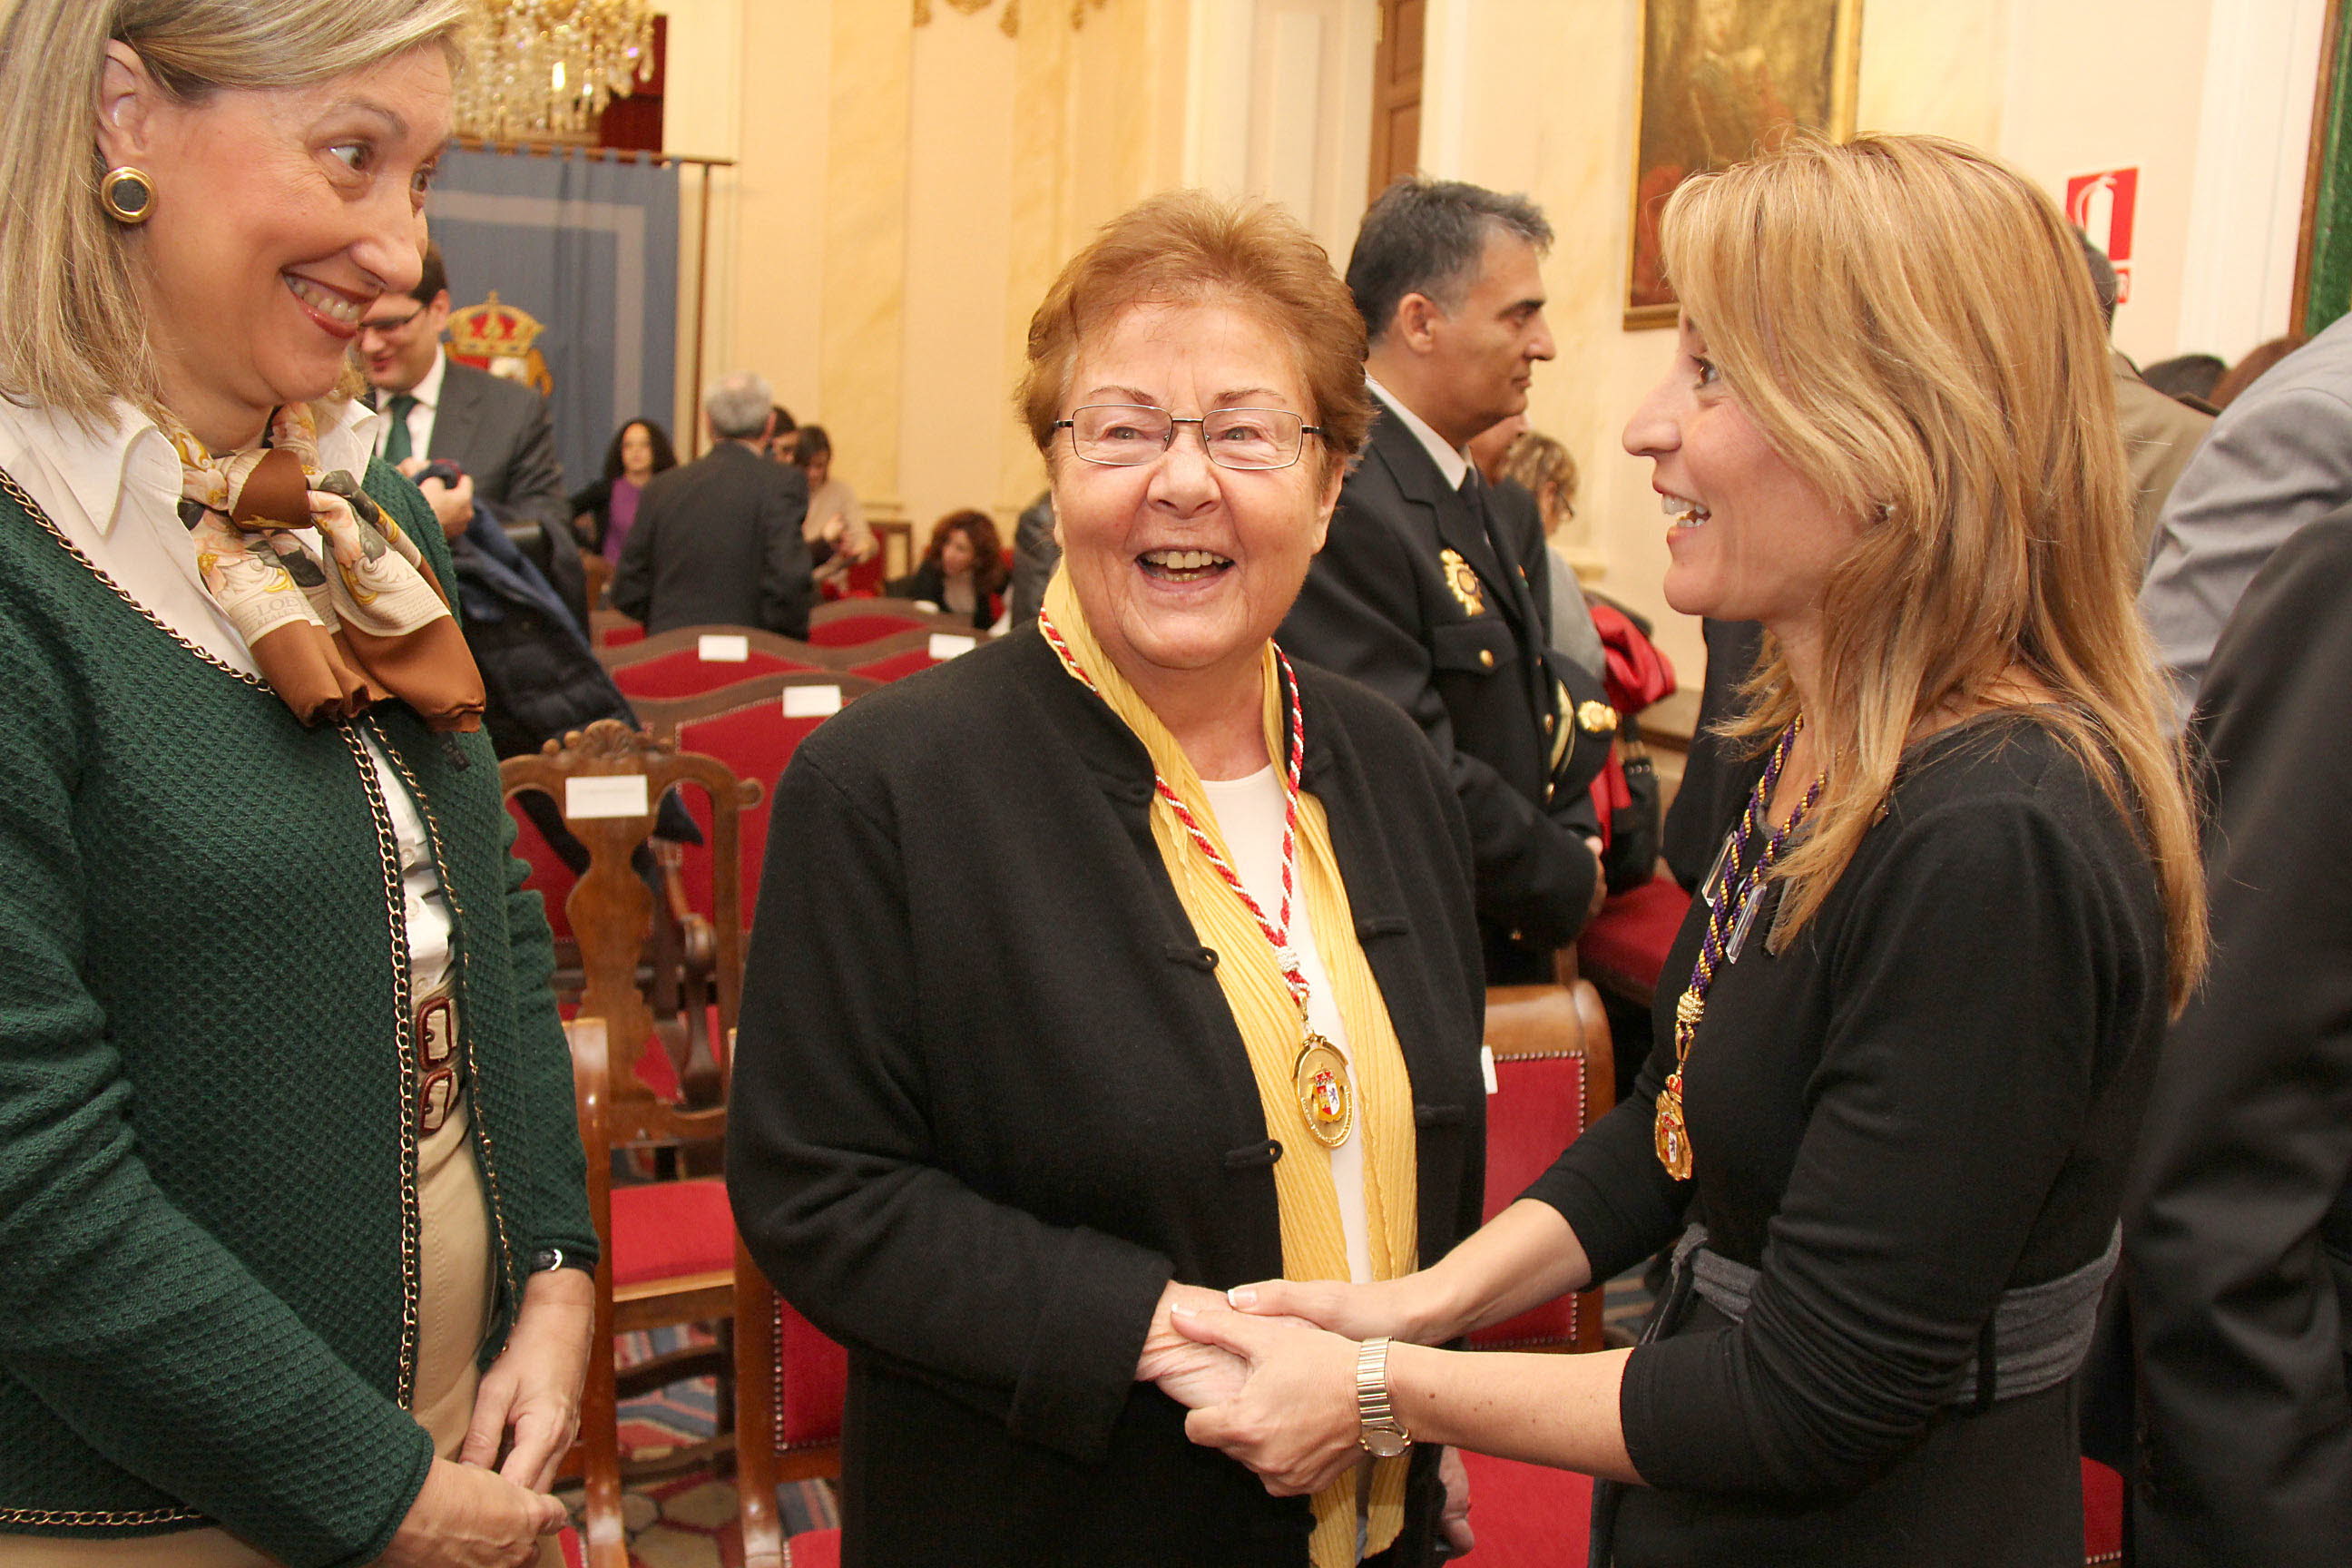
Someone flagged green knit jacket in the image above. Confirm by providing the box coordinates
[0,461,597,1566]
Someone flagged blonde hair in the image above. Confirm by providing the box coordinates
[1018,190,1372,486]
[1662,132,2206,1009]
[1498,429,1577,531]
[0,0,473,426]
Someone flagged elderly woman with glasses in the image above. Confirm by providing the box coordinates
[727,192,1488,1568]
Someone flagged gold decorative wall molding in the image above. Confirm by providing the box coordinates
[914,0,1020,37]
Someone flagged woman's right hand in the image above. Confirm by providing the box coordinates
[375,1458,566,1568]
[1223,1273,1448,1345]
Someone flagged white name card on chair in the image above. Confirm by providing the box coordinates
[564,774,651,819]
[1481,1045,1499,1096]
[927,632,978,661]
[698,633,751,662]
[782,684,843,718]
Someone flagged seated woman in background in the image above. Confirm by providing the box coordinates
[891,507,1009,629]
[1497,428,1603,681]
[1167,132,2207,1568]
[728,191,1486,1567]
[570,416,677,564]
[790,422,877,588]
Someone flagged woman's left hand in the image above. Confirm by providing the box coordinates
[460,1266,595,1491]
[1168,1303,1363,1496]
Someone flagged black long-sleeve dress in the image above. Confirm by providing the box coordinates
[1531,714,2169,1566]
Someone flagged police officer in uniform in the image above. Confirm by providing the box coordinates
[1283,178,1613,985]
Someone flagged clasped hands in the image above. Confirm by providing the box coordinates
[1136,1278,1473,1555]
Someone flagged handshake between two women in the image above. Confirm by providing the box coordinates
[1135,1272,1517,1561]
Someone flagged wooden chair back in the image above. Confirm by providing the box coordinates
[502,722,760,1568]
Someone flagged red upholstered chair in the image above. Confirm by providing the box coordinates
[824,623,990,681]
[1455,1451,1592,1566]
[600,624,826,700]
[506,795,577,945]
[732,1239,853,1568]
[1474,984,1615,1355]
[1576,873,1691,1012]
[2082,1457,2123,1565]
[500,721,758,1568]
[590,608,645,650]
[807,596,975,646]
[633,672,883,933]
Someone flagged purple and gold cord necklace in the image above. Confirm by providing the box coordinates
[1655,720,1826,1180]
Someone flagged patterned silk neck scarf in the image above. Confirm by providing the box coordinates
[165,401,485,731]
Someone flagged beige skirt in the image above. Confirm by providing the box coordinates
[16,1099,564,1567]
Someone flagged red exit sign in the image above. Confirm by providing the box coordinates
[2066,168,2140,304]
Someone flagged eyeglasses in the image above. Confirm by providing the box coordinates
[357,305,427,338]
[1054,404,1325,471]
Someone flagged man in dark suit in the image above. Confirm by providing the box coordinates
[355,242,587,631]
[2125,500,2352,1568]
[610,371,811,637]
[1281,178,1612,984]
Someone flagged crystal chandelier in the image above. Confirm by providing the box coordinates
[453,0,658,142]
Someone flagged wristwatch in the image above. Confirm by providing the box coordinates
[1356,1338,1413,1457]
[528,1246,570,1274]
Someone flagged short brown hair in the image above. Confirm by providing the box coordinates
[1017,190,1371,485]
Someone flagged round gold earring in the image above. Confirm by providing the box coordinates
[99,166,156,225]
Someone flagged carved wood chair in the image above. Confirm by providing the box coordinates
[500,720,760,1568]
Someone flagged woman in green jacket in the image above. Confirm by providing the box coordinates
[0,4,596,1564]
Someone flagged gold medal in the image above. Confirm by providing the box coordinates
[1293,1033,1355,1149]
[1653,1071,1692,1180]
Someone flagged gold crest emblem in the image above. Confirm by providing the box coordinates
[1440,549,1486,617]
[1578,701,1620,735]
[446,290,555,397]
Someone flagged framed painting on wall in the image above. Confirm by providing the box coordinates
[1626,0,1864,329]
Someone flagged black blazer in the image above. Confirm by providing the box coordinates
[608,443,811,637]
[1281,406,1608,975]
[2128,505,2352,1567]
[726,630,1487,1567]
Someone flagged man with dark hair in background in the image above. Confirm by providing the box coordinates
[1281,177,1612,983]
[612,371,812,637]
[356,241,587,632]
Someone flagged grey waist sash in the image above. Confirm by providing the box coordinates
[1671,1221,2121,1408]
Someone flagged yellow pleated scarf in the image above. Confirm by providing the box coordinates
[1042,573,1418,1564]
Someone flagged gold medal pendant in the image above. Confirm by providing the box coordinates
[1654,1071,1693,1180]
[1293,1033,1355,1149]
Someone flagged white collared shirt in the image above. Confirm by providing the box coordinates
[0,394,453,989]
[375,346,448,461]
[1366,375,1471,491]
